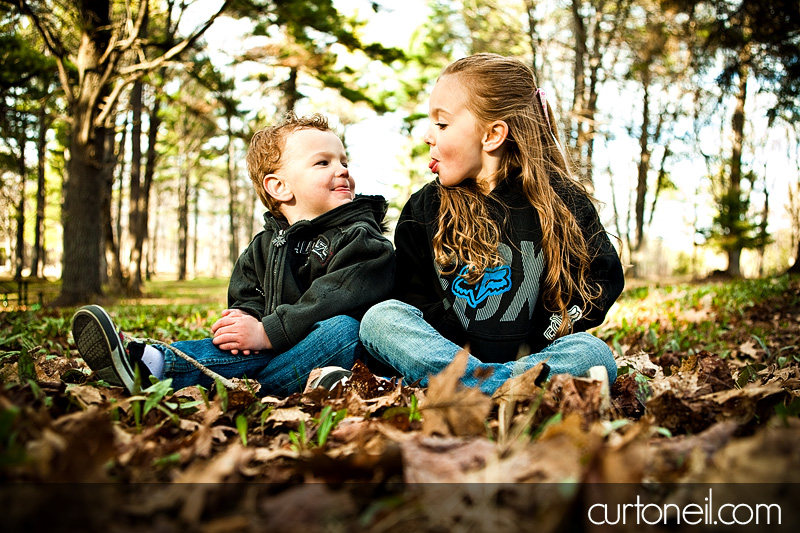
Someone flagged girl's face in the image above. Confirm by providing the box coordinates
[424,75,491,188]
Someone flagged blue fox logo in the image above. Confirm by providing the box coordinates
[452,265,512,308]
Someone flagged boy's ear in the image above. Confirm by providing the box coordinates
[482,120,509,152]
[263,174,293,203]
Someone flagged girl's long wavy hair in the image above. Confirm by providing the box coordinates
[433,53,603,338]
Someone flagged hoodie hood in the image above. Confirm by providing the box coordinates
[263,194,389,234]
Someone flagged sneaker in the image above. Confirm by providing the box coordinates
[586,365,611,411]
[306,366,352,391]
[71,305,150,394]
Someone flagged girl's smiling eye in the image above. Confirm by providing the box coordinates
[435,123,448,130]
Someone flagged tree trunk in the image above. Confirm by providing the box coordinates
[788,242,800,274]
[524,0,541,81]
[114,118,128,263]
[281,67,300,115]
[14,113,27,279]
[633,70,652,277]
[192,186,200,277]
[226,115,239,266]
[56,0,111,305]
[177,142,189,281]
[126,4,150,295]
[726,58,748,278]
[102,119,123,290]
[128,80,143,255]
[60,123,106,304]
[32,102,49,278]
[130,86,161,293]
[570,0,587,167]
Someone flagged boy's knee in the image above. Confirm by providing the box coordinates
[318,315,360,338]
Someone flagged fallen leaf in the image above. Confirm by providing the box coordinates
[401,435,497,483]
[420,349,493,437]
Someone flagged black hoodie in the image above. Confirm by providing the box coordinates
[393,179,624,363]
[228,195,395,353]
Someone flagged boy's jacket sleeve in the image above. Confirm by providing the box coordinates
[261,224,395,353]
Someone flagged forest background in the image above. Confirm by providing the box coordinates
[2,1,800,530]
[0,0,798,303]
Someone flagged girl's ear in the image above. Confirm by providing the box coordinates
[264,174,294,203]
[482,120,509,152]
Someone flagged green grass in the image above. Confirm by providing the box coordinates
[597,275,794,359]
[1,275,796,368]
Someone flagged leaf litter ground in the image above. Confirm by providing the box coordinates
[2,276,800,531]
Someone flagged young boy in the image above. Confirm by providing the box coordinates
[71,113,396,396]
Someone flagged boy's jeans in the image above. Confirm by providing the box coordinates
[153,315,361,396]
[359,300,617,395]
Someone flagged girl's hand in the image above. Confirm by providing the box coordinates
[211,309,272,355]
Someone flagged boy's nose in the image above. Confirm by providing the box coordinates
[336,164,349,177]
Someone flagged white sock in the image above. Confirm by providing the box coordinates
[141,345,165,380]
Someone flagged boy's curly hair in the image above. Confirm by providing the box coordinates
[246,112,330,219]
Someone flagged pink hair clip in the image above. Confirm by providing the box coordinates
[536,88,551,130]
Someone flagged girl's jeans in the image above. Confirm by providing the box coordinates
[359,299,617,395]
[153,315,361,396]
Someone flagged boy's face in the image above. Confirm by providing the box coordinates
[268,128,355,224]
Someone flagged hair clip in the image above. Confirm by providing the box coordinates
[536,88,568,166]
[536,88,551,131]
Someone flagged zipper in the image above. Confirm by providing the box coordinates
[268,228,287,313]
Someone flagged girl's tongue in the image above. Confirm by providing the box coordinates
[429,160,439,174]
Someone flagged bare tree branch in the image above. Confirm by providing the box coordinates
[94,0,232,128]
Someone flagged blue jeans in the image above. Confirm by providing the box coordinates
[359,300,617,395]
[154,315,361,396]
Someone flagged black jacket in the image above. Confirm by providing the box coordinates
[228,195,396,353]
[393,179,624,363]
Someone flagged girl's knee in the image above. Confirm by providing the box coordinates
[360,299,414,338]
[575,332,617,381]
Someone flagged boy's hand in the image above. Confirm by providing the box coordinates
[211,309,272,355]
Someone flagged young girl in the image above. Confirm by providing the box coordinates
[359,53,624,394]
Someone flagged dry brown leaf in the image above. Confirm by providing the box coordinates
[503,414,596,483]
[420,349,493,436]
[738,339,760,358]
[65,384,104,408]
[260,484,358,533]
[539,374,606,427]
[191,398,224,458]
[174,444,254,522]
[700,418,800,483]
[491,361,547,440]
[401,435,497,483]
[265,405,311,428]
[646,420,739,483]
[25,406,116,482]
[616,351,663,379]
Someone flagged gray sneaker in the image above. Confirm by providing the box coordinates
[306,366,352,391]
[586,365,611,411]
[71,305,150,394]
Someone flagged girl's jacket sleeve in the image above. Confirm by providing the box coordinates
[392,199,447,326]
[570,195,625,332]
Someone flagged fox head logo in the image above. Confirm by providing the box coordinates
[451,265,512,308]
